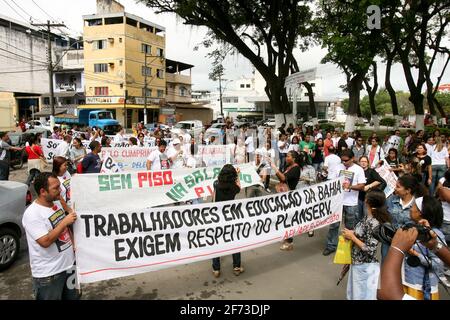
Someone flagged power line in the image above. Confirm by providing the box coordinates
[0,68,47,74]
[0,47,47,64]
[0,38,47,60]
[1,0,28,22]
[31,0,55,21]
[10,0,34,19]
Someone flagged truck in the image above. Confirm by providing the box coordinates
[54,109,121,134]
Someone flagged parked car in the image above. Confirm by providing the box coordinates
[6,132,28,170]
[171,120,203,137]
[400,119,412,128]
[26,120,51,131]
[260,119,276,128]
[144,123,170,132]
[205,123,226,139]
[0,180,29,271]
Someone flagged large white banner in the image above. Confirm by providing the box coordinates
[100,147,158,171]
[73,178,344,284]
[71,163,262,212]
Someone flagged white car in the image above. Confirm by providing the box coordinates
[26,120,51,131]
[171,120,203,138]
[205,123,226,139]
[0,181,29,271]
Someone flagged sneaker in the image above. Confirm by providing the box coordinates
[322,248,335,256]
[439,276,450,288]
[308,231,315,237]
[280,241,294,251]
[233,267,244,276]
[265,188,271,193]
[213,270,220,278]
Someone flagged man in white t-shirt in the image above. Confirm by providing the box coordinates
[146,140,171,170]
[323,146,342,180]
[22,172,79,300]
[323,149,366,256]
[245,133,255,163]
[114,126,126,144]
[167,138,185,169]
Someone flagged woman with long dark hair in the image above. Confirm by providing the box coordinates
[415,143,432,186]
[403,196,446,299]
[271,150,301,250]
[211,164,244,277]
[343,190,391,300]
[25,134,46,186]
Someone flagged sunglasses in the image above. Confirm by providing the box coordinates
[341,158,351,163]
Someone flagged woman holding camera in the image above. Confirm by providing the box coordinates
[342,190,391,300]
[403,196,447,300]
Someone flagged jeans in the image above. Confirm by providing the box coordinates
[312,162,323,173]
[25,169,41,187]
[380,243,390,264]
[279,153,287,172]
[442,221,450,244]
[32,268,80,300]
[430,165,447,196]
[325,205,358,251]
[357,199,367,224]
[0,160,9,180]
[212,253,241,271]
[347,263,380,300]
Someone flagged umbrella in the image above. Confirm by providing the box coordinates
[336,264,350,286]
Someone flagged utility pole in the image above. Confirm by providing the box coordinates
[219,73,223,118]
[31,20,66,127]
[144,54,148,125]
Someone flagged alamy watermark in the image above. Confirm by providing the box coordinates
[367,5,381,30]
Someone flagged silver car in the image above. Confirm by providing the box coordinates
[0,181,29,271]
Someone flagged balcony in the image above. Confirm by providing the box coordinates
[165,94,192,104]
[166,73,191,85]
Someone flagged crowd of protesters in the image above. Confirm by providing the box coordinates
[2,117,450,300]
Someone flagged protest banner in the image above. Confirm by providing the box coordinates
[71,163,262,212]
[41,138,67,162]
[375,163,398,197]
[197,144,233,166]
[100,147,157,171]
[73,178,344,284]
[100,152,123,174]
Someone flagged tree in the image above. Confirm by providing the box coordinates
[317,0,383,132]
[382,0,450,130]
[209,63,226,117]
[363,61,380,129]
[138,0,314,126]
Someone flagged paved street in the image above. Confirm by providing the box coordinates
[2,166,449,300]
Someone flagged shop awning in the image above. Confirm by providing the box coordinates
[78,104,160,110]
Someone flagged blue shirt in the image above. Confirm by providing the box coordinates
[81,152,101,174]
[386,195,414,229]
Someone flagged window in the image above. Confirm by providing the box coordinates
[157,90,164,98]
[234,98,239,103]
[95,87,108,96]
[180,86,187,96]
[94,63,108,73]
[119,37,122,43]
[240,84,245,88]
[157,69,164,79]
[94,40,106,50]
[90,113,96,120]
[246,84,251,88]
[156,48,164,57]
[142,66,151,76]
[142,88,152,97]
[141,44,151,54]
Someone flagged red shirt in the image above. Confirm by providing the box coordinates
[324,138,333,157]
[26,145,43,159]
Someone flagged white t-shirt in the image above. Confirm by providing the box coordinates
[22,201,74,278]
[439,177,450,222]
[278,140,289,154]
[324,154,342,180]
[186,156,196,168]
[245,136,255,153]
[331,137,340,148]
[114,133,125,143]
[425,143,434,157]
[58,171,71,205]
[431,146,449,166]
[147,149,171,170]
[339,163,366,206]
[386,135,402,151]
[167,147,184,169]
[345,137,355,147]
[315,132,323,141]
[288,144,300,152]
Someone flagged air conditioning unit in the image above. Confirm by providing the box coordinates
[108,37,114,43]
[109,62,115,67]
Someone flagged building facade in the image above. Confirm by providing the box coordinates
[81,0,166,128]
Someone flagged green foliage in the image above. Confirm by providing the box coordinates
[425,126,450,137]
[379,118,396,127]
[436,92,450,108]
[319,123,335,132]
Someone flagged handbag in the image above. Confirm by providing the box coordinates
[333,235,353,264]
[275,164,298,193]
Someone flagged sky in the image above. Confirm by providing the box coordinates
[0,0,449,100]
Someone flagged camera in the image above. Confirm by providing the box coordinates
[373,222,432,245]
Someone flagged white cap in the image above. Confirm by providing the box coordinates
[172,138,181,145]
[415,197,423,212]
